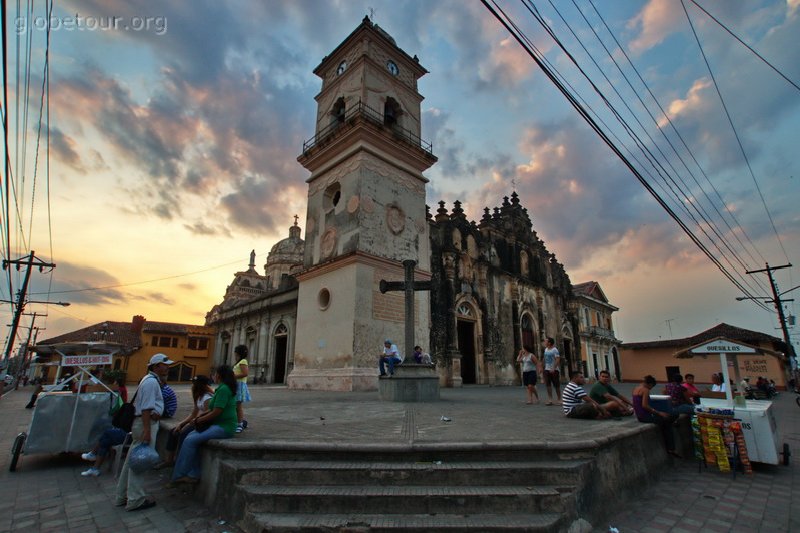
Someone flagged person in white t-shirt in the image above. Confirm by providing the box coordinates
[710,373,727,392]
[379,340,402,376]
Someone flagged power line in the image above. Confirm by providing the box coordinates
[544,0,769,297]
[586,0,768,272]
[519,0,773,304]
[481,0,773,312]
[29,257,248,296]
[690,0,800,93]
[681,0,790,264]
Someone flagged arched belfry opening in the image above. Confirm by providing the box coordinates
[383,97,401,127]
[331,97,346,126]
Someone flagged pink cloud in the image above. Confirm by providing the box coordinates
[627,0,684,56]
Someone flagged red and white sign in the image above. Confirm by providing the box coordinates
[62,354,113,366]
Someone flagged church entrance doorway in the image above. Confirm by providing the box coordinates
[273,325,288,384]
[457,319,476,384]
[612,347,621,381]
[563,339,574,374]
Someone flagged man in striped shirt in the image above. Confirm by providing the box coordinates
[562,371,609,419]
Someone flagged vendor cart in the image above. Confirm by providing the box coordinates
[678,337,789,466]
[10,342,123,472]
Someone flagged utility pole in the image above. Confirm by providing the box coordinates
[13,312,44,388]
[745,263,796,373]
[1,251,56,368]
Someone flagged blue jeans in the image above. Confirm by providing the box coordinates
[171,425,229,480]
[671,403,695,416]
[379,356,401,375]
[97,427,127,457]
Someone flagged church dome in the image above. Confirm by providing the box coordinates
[267,223,303,265]
[265,221,304,289]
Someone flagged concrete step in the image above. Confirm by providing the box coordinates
[239,484,570,515]
[229,458,589,487]
[209,442,599,464]
[240,512,564,532]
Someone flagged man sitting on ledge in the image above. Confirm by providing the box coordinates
[379,339,402,377]
[413,345,432,365]
[563,371,609,419]
[589,370,634,416]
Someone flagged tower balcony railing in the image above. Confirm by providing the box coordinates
[301,100,434,157]
[586,325,618,342]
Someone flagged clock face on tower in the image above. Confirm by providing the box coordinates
[386,60,399,76]
[337,60,347,75]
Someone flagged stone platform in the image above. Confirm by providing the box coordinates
[378,363,439,402]
[156,384,675,532]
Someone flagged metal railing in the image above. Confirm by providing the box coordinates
[587,326,617,341]
[302,100,434,156]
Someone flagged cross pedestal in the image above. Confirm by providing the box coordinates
[378,364,439,401]
[379,259,440,402]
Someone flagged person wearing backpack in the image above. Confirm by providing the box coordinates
[115,353,173,512]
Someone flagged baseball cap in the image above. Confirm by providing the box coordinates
[149,353,174,366]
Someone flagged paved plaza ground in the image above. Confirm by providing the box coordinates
[0,380,798,532]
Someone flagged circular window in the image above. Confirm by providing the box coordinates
[318,288,331,310]
[323,182,341,213]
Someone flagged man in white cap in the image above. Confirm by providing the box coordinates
[378,339,402,377]
[115,353,173,511]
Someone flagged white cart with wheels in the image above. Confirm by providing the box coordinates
[10,342,122,471]
[679,337,789,465]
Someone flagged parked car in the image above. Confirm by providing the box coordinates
[3,374,14,385]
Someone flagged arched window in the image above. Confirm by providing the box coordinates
[521,313,536,350]
[331,97,345,126]
[384,97,401,127]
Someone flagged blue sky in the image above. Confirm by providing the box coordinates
[2,0,798,354]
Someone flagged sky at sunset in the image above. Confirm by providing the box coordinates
[1,0,798,356]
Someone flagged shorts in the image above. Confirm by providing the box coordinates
[235,381,251,403]
[566,402,597,419]
[544,370,560,388]
[522,370,538,387]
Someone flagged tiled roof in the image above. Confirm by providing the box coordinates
[142,321,189,334]
[622,323,786,351]
[37,321,142,354]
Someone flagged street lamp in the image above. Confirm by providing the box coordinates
[1,299,70,306]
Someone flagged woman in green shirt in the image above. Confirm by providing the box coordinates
[171,365,238,484]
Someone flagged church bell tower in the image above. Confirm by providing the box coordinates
[288,17,437,391]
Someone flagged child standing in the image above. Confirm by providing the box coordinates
[233,345,251,433]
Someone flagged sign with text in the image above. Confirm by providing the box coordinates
[62,354,113,366]
[690,339,757,355]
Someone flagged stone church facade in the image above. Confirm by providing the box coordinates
[206,17,580,389]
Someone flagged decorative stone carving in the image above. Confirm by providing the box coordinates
[386,205,406,235]
[320,227,337,259]
[306,217,315,235]
[362,195,375,213]
[414,217,427,234]
[347,195,360,213]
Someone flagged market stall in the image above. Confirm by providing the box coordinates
[676,337,788,466]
